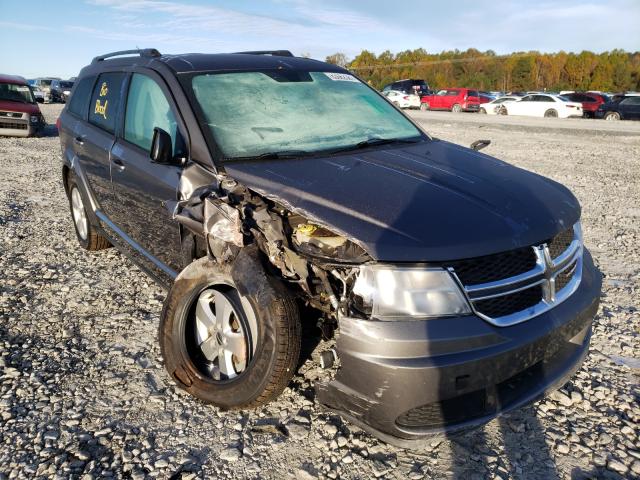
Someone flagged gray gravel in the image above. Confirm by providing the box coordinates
[1,104,638,479]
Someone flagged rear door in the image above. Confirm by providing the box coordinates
[109,70,186,274]
[74,72,126,220]
[620,97,640,119]
[534,95,555,116]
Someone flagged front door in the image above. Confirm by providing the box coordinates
[109,71,186,274]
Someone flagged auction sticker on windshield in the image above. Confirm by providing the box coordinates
[324,72,360,82]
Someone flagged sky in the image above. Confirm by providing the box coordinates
[1,0,639,78]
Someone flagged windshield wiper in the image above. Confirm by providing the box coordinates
[225,150,310,161]
[328,136,423,154]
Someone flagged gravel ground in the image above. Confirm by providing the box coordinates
[1,104,638,480]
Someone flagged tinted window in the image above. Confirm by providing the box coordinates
[621,97,640,105]
[67,76,95,118]
[124,73,179,154]
[534,95,553,102]
[521,95,533,101]
[88,72,125,134]
[467,90,479,97]
[447,90,460,96]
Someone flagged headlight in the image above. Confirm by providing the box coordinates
[30,115,40,123]
[352,265,471,319]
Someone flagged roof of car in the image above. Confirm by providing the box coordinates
[159,53,343,74]
[0,74,28,85]
[87,49,345,75]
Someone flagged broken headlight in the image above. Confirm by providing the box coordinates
[291,223,369,263]
[352,265,471,319]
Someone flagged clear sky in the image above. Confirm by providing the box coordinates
[1,0,639,79]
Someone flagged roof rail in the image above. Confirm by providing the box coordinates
[92,49,161,64]
[234,50,294,58]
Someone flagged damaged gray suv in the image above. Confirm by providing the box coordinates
[59,49,601,447]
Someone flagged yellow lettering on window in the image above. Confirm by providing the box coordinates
[94,99,108,120]
[99,82,108,97]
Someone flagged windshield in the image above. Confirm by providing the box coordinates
[60,81,74,89]
[190,71,422,159]
[0,83,36,104]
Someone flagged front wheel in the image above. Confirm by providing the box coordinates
[604,112,620,121]
[499,106,508,115]
[420,102,430,111]
[479,107,487,114]
[544,109,558,118]
[451,104,462,113]
[160,253,301,409]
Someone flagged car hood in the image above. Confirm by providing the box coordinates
[0,99,40,115]
[223,140,581,262]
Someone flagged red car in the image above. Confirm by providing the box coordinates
[420,88,480,112]
[563,92,610,118]
[0,74,46,137]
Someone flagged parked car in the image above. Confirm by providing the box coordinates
[563,92,610,118]
[479,96,520,115]
[383,90,421,109]
[478,94,494,105]
[32,78,57,102]
[382,78,429,96]
[27,79,46,103]
[58,48,600,448]
[50,79,75,103]
[0,74,46,137]
[420,88,480,112]
[595,95,640,120]
[500,94,583,118]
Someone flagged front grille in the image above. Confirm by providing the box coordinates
[474,285,542,318]
[447,247,536,285]
[547,227,574,258]
[0,121,28,130]
[396,389,487,428]
[448,224,582,326]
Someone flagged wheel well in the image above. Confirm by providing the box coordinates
[62,165,71,195]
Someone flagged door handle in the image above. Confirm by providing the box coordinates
[73,136,85,145]
[111,157,125,172]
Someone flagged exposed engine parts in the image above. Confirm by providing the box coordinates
[169,173,370,324]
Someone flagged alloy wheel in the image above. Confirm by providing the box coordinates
[70,187,88,240]
[190,288,257,381]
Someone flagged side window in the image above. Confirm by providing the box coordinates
[89,72,126,134]
[521,95,532,102]
[621,97,640,105]
[67,76,95,118]
[124,73,179,154]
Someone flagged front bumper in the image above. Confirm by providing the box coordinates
[317,249,601,448]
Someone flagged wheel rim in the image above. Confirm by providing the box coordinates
[71,187,88,240]
[546,110,557,118]
[606,113,619,121]
[453,105,461,112]
[189,288,257,381]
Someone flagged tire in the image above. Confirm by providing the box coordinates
[479,107,487,114]
[499,106,508,115]
[392,101,400,107]
[66,174,111,251]
[544,109,558,118]
[604,112,620,121]
[451,104,462,113]
[160,253,301,409]
[420,102,429,111]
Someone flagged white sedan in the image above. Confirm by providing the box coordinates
[499,94,582,118]
[383,90,421,109]
[479,96,520,115]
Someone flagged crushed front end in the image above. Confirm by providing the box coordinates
[171,171,601,448]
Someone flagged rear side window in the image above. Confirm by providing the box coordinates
[467,90,479,97]
[89,72,126,134]
[67,76,95,118]
[124,73,180,154]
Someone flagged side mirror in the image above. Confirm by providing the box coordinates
[470,139,491,151]
[150,127,173,164]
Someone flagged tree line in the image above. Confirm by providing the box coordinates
[326,49,640,93]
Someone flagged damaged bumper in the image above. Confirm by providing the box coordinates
[316,249,601,449]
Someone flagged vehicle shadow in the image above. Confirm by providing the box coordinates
[39,124,59,138]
